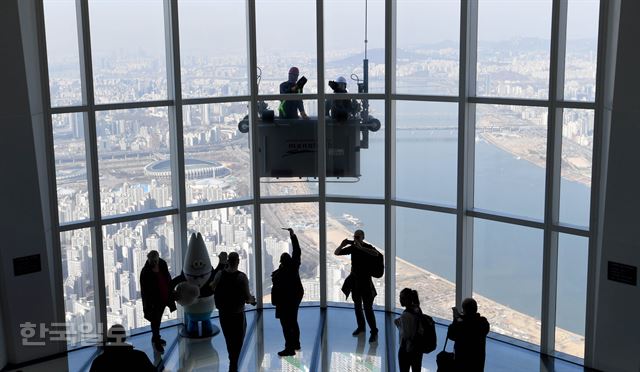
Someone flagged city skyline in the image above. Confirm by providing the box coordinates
[44,0,599,361]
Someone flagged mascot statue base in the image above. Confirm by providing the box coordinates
[178,319,220,339]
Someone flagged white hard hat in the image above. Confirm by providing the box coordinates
[336,76,347,84]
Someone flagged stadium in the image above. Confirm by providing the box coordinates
[144,158,230,180]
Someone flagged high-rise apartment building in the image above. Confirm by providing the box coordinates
[0,1,637,371]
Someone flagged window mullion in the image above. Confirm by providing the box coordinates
[34,0,67,343]
[384,0,397,314]
[585,0,620,365]
[541,0,568,356]
[76,0,108,339]
[163,0,186,275]
[246,0,263,308]
[456,0,478,309]
[316,0,327,308]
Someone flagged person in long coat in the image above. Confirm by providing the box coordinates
[271,228,304,356]
[140,250,176,352]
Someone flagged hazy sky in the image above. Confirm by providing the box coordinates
[43,0,600,58]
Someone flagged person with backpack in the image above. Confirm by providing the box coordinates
[211,252,256,372]
[335,229,382,343]
[395,288,436,372]
[271,228,304,357]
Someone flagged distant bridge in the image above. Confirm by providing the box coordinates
[54,126,544,164]
[396,125,542,132]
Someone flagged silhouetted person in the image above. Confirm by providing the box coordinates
[394,288,424,372]
[271,228,304,356]
[279,66,308,119]
[212,252,256,372]
[335,229,380,342]
[326,76,356,121]
[447,298,490,372]
[89,324,154,372]
[140,250,176,352]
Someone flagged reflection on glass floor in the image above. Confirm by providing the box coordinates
[8,307,589,372]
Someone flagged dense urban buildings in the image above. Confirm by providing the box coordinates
[6,1,639,371]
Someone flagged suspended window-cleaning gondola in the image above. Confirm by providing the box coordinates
[237,0,379,181]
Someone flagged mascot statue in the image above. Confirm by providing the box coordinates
[171,232,226,338]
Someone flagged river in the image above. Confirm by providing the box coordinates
[325,106,589,336]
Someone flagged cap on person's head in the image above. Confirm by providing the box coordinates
[228,251,240,264]
[106,324,127,344]
[461,297,478,315]
[288,67,299,76]
[336,76,347,84]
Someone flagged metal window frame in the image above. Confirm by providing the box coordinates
[316,0,328,308]
[584,0,619,365]
[246,0,263,307]
[163,0,185,283]
[75,0,109,340]
[36,0,609,364]
[457,0,478,311]
[384,2,398,370]
[541,0,568,355]
[384,0,398,314]
[33,0,66,351]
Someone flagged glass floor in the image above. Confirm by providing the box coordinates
[7,307,592,371]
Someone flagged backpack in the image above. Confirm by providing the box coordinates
[369,251,384,278]
[414,312,437,354]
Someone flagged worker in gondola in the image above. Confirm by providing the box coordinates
[279,66,309,119]
[326,76,357,121]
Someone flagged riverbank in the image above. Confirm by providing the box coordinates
[394,255,584,357]
[257,153,585,358]
[481,131,592,188]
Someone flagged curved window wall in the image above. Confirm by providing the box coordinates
[41,0,604,362]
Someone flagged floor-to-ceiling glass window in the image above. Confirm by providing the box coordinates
[41,0,601,361]
[393,0,461,339]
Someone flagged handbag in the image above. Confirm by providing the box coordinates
[436,337,455,372]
